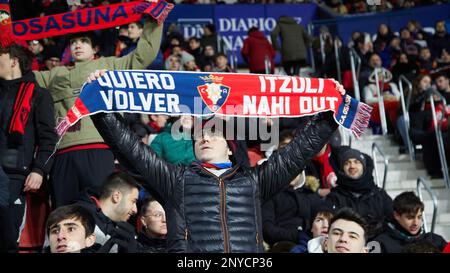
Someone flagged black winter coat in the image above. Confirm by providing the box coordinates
[75,190,138,253]
[262,187,323,246]
[137,232,167,253]
[373,221,448,253]
[0,72,57,179]
[91,112,337,253]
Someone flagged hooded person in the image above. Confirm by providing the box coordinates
[42,45,62,71]
[325,146,393,239]
[241,27,275,74]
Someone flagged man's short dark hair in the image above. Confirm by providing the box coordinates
[393,191,424,215]
[330,208,368,241]
[46,204,95,237]
[0,44,34,74]
[100,172,141,200]
[434,72,449,80]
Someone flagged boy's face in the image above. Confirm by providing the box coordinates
[215,56,228,68]
[394,210,423,235]
[327,219,367,253]
[189,39,200,50]
[70,37,96,62]
[311,214,330,238]
[436,76,449,91]
[49,218,95,253]
[128,23,143,40]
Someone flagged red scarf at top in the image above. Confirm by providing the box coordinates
[1,0,173,46]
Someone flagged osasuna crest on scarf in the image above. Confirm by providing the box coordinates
[197,74,231,112]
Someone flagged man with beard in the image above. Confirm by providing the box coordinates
[326,147,393,239]
[75,172,140,253]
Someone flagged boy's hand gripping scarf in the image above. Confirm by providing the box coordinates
[57,70,373,138]
[4,0,173,43]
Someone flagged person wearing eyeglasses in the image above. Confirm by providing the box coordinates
[137,197,167,253]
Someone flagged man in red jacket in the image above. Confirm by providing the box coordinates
[241,27,276,74]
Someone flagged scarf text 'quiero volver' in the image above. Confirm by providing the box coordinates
[57,70,373,138]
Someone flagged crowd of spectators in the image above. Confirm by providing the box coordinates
[1,0,449,254]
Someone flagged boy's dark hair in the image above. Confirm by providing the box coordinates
[403,239,440,253]
[188,37,200,43]
[214,53,227,60]
[68,31,99,48]
[393,191,424,215]
[316,210,334,224]
[46,204,95,237]
[100,172,141,200]
[329,208,368,241]
[0,44,34,74]
[129,21,143,29]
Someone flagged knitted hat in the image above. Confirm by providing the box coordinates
[340,148,366,171]
[180,51,195,65]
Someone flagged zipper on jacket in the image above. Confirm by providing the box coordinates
[219,178,230,253]
[256,232,260,244]
[197,166,238,253]
[184,228,188,241]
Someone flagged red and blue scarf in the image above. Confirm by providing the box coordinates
[56,70,372,138]
[0,0,173,47]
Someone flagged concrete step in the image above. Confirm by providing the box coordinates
[373,161,424,171]
[385,179,446,191]
[383,170,430,184]
[386,184,448,196]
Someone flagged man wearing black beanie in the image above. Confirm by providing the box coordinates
[326,146,393,240]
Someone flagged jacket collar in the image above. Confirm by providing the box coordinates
[386,221,424,242]
[190,162,240,179]
[0,71,36,88]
